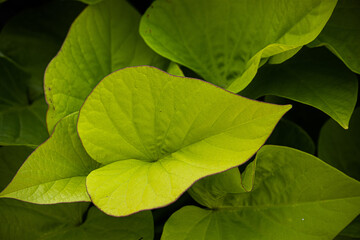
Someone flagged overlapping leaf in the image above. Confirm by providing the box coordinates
[0,146,154,240]
[266,119,315,154]
[319,108,360,239]
[140,0,337,92]
[0,113,99,203]
[0,1,84,100]
[241,47,358,129]
[308,0,360,74]
[0,58,48,147]
[319,107,360,180]
[45,0,168,132]
[162,146,360,240]
[78,66,290,216]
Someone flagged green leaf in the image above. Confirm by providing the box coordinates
[266,119,315,154]
[0,1,84,100]
[45,0,168,133]
[0,146,34,191]
[0,113,99,204]
[268,46,303,65]
[308,0,360,74]
[0,58,49,147]
[76,0,103,4]
[187,167,245,209]
[167,62,184,77]
[241,47,358,129]
[0,147,154,240]
[42,209,154,240]
[336,216,360,239]
[140,0,337,92]
[162,146,360,240]
[318,107,360,181]
[78,66,290,216]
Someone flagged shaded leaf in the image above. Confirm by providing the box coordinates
[318,107,360,182]
[162,146,360,240]
[140,0,337,92]
[267,119,315,154]
[0,58,48,147]
[241,47,358,129]
[78,66,290,216]
[76,0,103,4]
[0,146,153,240]
[45,0,168,132]
[0,1,84,100]
[0,113,99,203]
[308,0,360,74]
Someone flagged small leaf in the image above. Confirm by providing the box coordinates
[162,146,360,240]
[241,47,358,129]
[45,0,168,132]
[0,113,99,204]
[78,66,290,216]
[140,0,337,92]
[266,119,315,154]
[0,58,48,147]
[308,0,360,74]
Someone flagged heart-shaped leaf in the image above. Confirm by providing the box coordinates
[162,146,360,240]
[241,47,358,129]
[308,0,360,74]
[0,113,99,203]
[140,0,337,92]
[45,0,168,132]
[78,66,290,216]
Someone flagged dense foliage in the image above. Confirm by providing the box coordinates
[0,0,359,239]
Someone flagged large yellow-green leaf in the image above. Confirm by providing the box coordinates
[0,57,48,147]
[78,66,290,216]
[162,146,360,240]
[0,146,154,240]
[45,0,167,132]
[0,113,99,203]
[308,0,360,74]
[241,47,358,129]
[140,0,337,92]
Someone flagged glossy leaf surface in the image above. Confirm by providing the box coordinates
[140,0,337,92]
[45,0,167,132]
[162,146,360,240]
[78,66,290,216]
